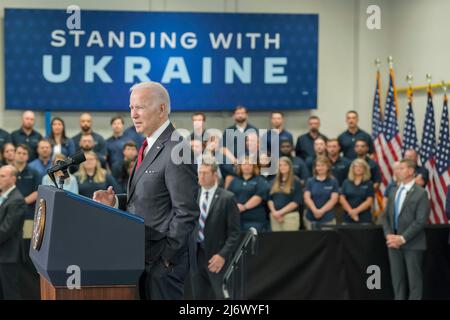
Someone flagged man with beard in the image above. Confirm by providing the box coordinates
[338,110,374,160]
[295,116,327,161]
[354,139,381,191]
[11,110,43,162]
[305,137,328,174]
[72,113,106,161]
[221,105,258,160]
[327,139,351,186]
[78,134,106,168]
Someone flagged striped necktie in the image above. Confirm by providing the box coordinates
[197,191,209,242]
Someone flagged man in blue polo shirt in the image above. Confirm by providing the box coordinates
[222,105,258,160]
[28,139,53,182]
[13,145,40,221]
[262,111,293,155]
[106,115,131,170]
[295,115,328,160]
[338,111,374,160]
[305,137,328,174]
[327,138,351,186]
[72,113,106,162]
[11,110,43,162]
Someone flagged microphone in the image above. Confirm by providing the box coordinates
[47,150,86,175]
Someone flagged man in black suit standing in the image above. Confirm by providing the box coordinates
[0,165,27,299]
[191,162,240,299]
[382,158,430,300]
[93,81,199,300]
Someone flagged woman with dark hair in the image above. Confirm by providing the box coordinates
[226,156,269,232]
[47,117,76,157]
[0,142,15,166]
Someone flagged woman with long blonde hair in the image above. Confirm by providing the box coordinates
[339,158,374,223]
[268,157,303,231]
[75,151,119,198]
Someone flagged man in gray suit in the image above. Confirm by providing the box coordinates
[94,81,199,300]
[191,162,240,299]
[0,165,27,299]
[382,158,430,300]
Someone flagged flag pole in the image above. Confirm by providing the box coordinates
[426,74,432,91]
[406,73,413,104]
[388,56,399,114]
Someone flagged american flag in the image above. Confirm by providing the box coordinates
[402,88,419,154]
[419,87,439,223]
[377,68,403,194]
[371,70,387,214]
[430,93,450,223]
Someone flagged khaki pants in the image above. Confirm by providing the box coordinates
[303,216,337,231]
[270,211,300,232]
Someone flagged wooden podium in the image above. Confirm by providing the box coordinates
[29,186,145,300]
[40,277,137,300]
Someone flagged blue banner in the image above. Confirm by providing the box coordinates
[4,9,318,111]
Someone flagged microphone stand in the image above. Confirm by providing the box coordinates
[58,168,70,190]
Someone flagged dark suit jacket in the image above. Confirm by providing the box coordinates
[193,187,240,271]
[382,183,430,250]
[0,187,26,263]
[117,123,199,264]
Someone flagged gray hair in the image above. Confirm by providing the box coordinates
[1,164,18,178]
[130,81,171,114]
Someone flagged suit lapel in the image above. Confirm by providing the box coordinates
[127,123,174,202]
[205,188,220,223]
[398,185,416,217]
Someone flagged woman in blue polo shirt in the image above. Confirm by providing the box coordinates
[303,155,339,230]
[340,158,374,224]
[268,157,303,231]
[227,156,269,232]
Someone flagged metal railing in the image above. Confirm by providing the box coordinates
[222,227,258,300]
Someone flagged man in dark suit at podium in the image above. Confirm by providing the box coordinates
[191,162,240,299]
[93,81,199,300]
[0,165,27,299]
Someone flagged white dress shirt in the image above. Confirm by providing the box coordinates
[143,119,171,157]
[200,183,218,215]
[395,178,415,216]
